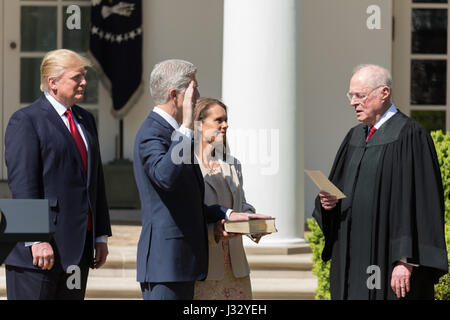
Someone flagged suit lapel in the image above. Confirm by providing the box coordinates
[221,159,239,193]
[149,111,175,133]
[150,110,206,194]
[194,152,216,192]
[220,159,240,210]
[40,95,88,181]
[198,158,239,207]
[202,169,216,193]
[198,159,241,211]
[191,143,206,193]
[40,95,76,147]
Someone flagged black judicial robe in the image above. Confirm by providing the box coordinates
[313,111,448,300]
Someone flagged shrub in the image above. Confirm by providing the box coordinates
[305,218,330,300]
[307,130,450,300]
[434,224,450,300]
[431,130,450,300]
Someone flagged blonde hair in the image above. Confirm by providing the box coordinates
[40,49,92,92]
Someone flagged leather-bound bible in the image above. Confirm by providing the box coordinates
[224,218,277,234]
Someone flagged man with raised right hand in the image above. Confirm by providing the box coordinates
[133,59,268,300]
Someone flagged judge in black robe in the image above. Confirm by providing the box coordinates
[313,65,448,300]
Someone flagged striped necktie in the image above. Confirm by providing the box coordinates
[366,126,377,142]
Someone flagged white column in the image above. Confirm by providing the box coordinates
[222,0,304,245]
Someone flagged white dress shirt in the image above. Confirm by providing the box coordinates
[44,91,89,150]
[372,104,398,131]
[153,106,194,139]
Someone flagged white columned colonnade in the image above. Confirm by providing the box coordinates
[222,0,305,246]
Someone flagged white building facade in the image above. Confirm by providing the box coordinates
[1,0,449,245]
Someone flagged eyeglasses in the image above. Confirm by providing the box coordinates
[346,85,385,103]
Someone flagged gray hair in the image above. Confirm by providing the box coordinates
[352,64,392,89]
[149,59,197,105]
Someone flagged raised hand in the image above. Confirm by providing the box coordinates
[181,80,199,129]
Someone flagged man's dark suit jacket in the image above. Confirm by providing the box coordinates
[4,94,112,271]
[133,111,227,283]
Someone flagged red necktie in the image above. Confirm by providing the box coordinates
[65,109,92,231]
[366,126,377,142]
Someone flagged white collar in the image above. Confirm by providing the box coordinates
[373,104,398,130]
[44,91,71,117]
[153,106,180,130]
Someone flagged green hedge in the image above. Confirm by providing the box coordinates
[306,218,330,300]
[306,130,450,300]
[432,130,450,300]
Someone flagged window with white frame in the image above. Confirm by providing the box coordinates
[393,0,449,132]
[19,0,98,121]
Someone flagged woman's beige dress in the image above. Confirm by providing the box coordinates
[193,161,253,300]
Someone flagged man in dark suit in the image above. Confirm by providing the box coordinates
[4,49,112,300]
[134,59,264,300]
